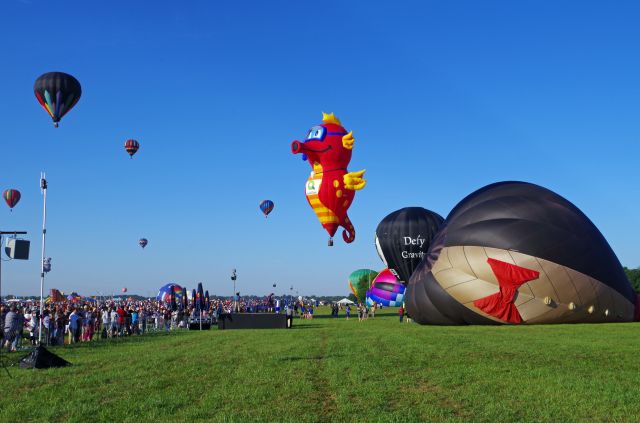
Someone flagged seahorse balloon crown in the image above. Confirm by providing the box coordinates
[291,113,366,246]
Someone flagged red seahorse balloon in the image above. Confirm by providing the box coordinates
[291,113,366,246]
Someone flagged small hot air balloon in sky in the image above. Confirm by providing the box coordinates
[259,200,274,218]
[124,139,140,158]
[33,72,82,127]
[122,287,128,293]
[291,113,366,246]
[139,238,148,249]
[3,189,21,211]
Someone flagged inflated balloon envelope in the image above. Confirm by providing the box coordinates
[366,269,406,307]
[291,113,366,246]
[348,269,379,304]
[405,181,638,325]
[33,72,82,127]
[375,207,444,283]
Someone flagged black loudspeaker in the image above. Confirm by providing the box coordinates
[19,346,71,369]
[218,313,289,330]
[5,239,30,260]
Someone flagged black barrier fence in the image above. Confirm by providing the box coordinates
[218,313,291,330]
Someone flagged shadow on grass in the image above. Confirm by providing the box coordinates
[310,312,398,319]
[280,353,343,361]
[291,324,325,329]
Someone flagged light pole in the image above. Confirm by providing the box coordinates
[231,269,237,312]
[38,173,48,344]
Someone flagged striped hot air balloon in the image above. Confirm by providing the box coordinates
[124,139,140,158]
[3,189,21,211]
[259,200,274,217]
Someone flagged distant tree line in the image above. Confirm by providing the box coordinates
[624,267,640,293]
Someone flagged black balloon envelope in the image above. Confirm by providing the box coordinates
[34,72,82,127]
[406,181,638,325]
[375,207,444,283]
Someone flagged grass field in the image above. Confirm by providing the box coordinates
[2,307,640,422]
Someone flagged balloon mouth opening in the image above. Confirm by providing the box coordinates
[291,141,302,154]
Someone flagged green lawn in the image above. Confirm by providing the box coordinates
[2,307,640,422]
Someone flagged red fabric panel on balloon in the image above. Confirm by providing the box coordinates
[473,258,540,324]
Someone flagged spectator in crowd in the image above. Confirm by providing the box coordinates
[3,305,18,352]
[69,308,80,343]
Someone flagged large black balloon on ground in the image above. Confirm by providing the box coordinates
[406,181,638,325]
[375,207,444,283]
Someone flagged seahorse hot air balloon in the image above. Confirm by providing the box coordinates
[33,72,82,127]
[291,113,366,246]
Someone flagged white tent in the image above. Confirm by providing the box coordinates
[337,298,355,305]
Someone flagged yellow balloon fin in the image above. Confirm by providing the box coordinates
[342,131,355,150]
[344,169,366,190]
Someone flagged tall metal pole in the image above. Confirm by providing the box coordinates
[231,269,237,313]
[38,173,48,344]
[0,234,3,309]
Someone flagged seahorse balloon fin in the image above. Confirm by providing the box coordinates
[344,169,366,190]
[342,131,354,150]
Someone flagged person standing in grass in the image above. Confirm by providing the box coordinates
[82,306,93,342]
[110,307,119,337]
[3,304,17,352]
[346,305,351,320]
[163,308,172,332]
[131,309,139,335]
[399,305,404,323]
[101,307,110,339]
[139,308,147,335]
[117,306,126,337]
[55,307,65,345]
[69,308,80,343]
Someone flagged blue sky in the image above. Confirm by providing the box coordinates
[1,1,639,297]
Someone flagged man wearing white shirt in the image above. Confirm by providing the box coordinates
[101,308,110,338]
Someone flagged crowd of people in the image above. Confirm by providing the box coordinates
[1,298,224,352]
[1,296,401,352]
